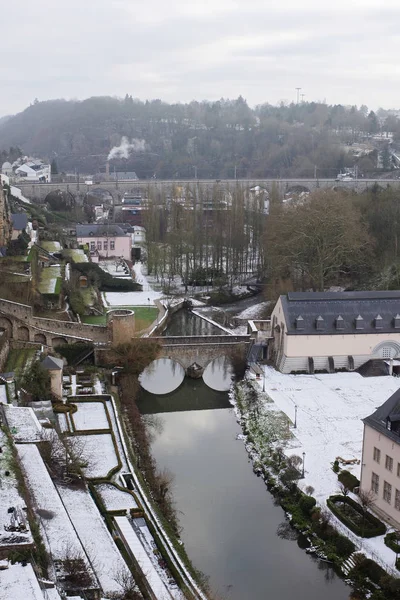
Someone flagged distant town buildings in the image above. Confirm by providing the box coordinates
[1,157,51,183]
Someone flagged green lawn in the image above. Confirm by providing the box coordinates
[5,348,37,374]
[81,306,158,328]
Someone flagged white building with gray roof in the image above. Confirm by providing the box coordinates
[269,291,400,373]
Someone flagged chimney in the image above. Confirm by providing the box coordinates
[105,162,110,180]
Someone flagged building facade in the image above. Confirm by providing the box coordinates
[360,390,400,528]
[76,224,132,260]
[269,291,400,373]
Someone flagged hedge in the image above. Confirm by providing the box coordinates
[385,531,400,553]
[338,470,360,492]
[72,262,142,292]
[327,495,386,538]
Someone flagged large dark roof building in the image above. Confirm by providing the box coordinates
[269,291,400,373]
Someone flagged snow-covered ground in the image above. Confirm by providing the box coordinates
[104,261,163,307]
[236,300,270,320]
[72,401,110,431]
[56,485,130,595]
[3,406,42,442]
[95,482,139,511]
[114,516,174,600]
[255,367,400,573]
[0,430,32,549]
[17,444,87,561]
[75,433,119,479]
[0,384,7,403]
[98,259,131,279]
[0,562,56,600]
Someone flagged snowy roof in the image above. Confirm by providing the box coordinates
[41,356,63,371]
[76,224,128,237]
[1,161,11,169]
[364,388,400,444]
[0,562,45,600]
[11,213,28,231]
[280,291,400,335]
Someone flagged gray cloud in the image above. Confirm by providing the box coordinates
[1,0,400,115]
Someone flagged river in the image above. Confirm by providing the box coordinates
[137,311,351,600]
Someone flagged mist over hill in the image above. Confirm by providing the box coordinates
[0,95,398,178]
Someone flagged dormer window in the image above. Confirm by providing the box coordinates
[315,315,324,331]
[295,315,304,330]
[394,314,400,329]
[375,315,383,329]
[355,315,364,330]
[336,315,344,331]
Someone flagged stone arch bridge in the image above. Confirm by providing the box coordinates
[0,299,135,349]
[151,334,253,377]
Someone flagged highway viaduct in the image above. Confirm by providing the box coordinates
[16,178,398,202]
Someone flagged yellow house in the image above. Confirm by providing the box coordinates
[360,389,400,528]
[41,355,64,399]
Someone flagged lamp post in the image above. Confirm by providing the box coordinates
[294,404,298,428]
[262,369,265,392]
[302,452,306,478]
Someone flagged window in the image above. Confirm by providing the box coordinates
[384,481,392,504]
[396,489,400,511]
[371,472,379,494]
[103,241,108,251]
[97,241,102,251]
[373,447,381,463]
[90,242,95,251]
[386,455,394,472]
[397,463,400,478]
[110,240,115,251]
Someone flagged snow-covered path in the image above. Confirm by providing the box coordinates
[104,261,162,306]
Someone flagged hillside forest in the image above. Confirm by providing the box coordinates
[0,96,399,178]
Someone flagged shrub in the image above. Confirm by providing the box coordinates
[333,459,340,473]
[338,470,360,492]
[385,531,400,553]
[299,494,317,516]
[72,262,141,292]
[327,495,386,538]
[333,533,355,558]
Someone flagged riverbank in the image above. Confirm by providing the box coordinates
[230,376,400,599]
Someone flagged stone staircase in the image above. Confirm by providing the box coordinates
[341,552,358,576]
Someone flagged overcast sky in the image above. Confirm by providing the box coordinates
[2,0,400,116]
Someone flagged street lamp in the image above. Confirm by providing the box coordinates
[294,405,298,428]
[262,369,265,392]
[302,452,306,478]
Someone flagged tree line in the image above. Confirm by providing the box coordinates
[1,96,399,178]
[142,183,400,297]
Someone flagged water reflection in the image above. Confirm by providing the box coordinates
[203,355,233,391]
[163,310,223,336]
[147,408,351,600]
[139,358,185,394]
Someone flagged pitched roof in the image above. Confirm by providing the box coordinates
[76,224,128,237]
[11,213,28,230]
[41,356,64,370]
[280,291,400,335]
[364,388,400,445]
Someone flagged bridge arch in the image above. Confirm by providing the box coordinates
[52,336,69,346]
[0,316,13,338]
[34,333,47,345]
[17,326,30,341]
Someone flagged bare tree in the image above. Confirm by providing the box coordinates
[338,481,351,514]
[110,567,142,600]
[358,489,376,538]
